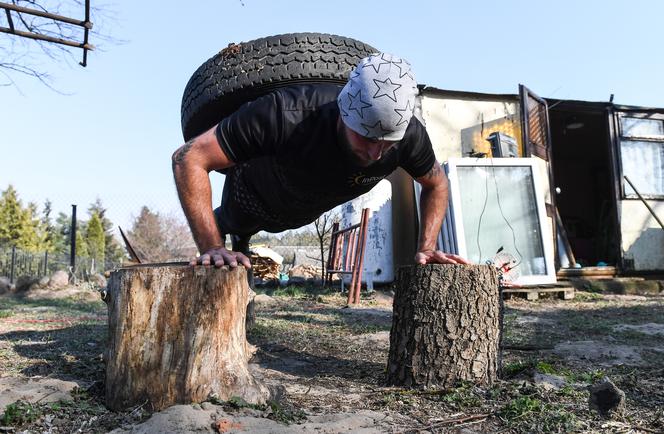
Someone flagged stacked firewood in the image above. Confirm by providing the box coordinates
[250,255,280,280]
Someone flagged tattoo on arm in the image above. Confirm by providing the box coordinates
[423,163,441,180]
[172,139,195,167]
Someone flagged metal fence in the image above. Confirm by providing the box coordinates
[0,245,118,283]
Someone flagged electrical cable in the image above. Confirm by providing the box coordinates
[476,159,490,264]
[489,158,524,268]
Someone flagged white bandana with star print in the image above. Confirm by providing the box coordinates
[337,53,418,141]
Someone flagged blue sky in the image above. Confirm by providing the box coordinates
[2,0,664,231]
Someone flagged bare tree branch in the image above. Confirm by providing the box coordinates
[1,0,123,91]
[313,210,340,286]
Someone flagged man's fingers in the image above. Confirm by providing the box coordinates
[191,248,252,269]
[415,250,471,265]
[448,254,472,264]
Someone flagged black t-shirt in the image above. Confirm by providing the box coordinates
[215,83,436,231]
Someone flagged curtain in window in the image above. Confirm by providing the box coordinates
[620,140,664,196]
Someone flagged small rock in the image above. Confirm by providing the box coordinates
[0,276,11,294]
[38,276,50,288]
[533,372,566,391]
[200,401,217,411]
[254,294,276,306]
[15,275,40,292]
[589,377,625,418]
[48,270,69,289]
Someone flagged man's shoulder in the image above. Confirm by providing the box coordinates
[271,83,342,111]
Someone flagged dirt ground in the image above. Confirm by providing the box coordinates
[0,283,663,433]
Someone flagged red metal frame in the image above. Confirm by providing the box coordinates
[325,208,370,304]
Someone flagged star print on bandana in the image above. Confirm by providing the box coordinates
[391,58,414,79]
[346,89,372,118]
[373,77,402,102]
[361,53,391,74]
[394,100,413,126]
[337,52,417,141]
[360,120,393,138]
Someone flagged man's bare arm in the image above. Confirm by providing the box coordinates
[172,126,250,268]
[414,163,470,265]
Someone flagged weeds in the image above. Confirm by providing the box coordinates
[499,395,578,432]
[440,383,482,409]
[1,400,42,426]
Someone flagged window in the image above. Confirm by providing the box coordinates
[619,115,664,198]
[445,158,556,285]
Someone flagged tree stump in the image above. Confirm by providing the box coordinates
[387,264,501,388]
[104,264,269,411]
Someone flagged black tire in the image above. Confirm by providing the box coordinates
[180,33,378,141]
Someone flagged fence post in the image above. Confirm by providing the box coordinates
[70,204,77,280]
[44,251,49,276]
[10,246,16,284]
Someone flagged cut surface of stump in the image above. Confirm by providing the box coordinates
[104,264,269,411]
[387,264,500,388]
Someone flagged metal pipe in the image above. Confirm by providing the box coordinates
[0,26,94,50]
[0,2,91,27]
[9,246,16,284]
[354,209,370,304]
[624,176,664,230]
[4,8,13,31]
[80,0,91,66]
[70,204,77,271]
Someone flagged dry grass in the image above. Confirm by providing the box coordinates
[0,285,662,433]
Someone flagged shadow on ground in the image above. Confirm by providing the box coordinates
[0,323,106,385]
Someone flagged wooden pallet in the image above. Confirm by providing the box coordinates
[502,286,575,301]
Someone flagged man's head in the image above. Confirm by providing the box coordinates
[337,53,418,166]
[338,53,418,140]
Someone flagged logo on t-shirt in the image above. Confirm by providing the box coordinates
[348,172,385,187]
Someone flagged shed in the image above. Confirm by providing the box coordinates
[386,84,663,278]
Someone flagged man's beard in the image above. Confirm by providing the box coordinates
[336,120,372,167]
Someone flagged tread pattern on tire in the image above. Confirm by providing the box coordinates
[180,33,378,141]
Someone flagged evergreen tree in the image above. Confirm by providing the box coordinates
[41,199,57,253]
[86,211,106,269]
[0,185,25,246]
[75,229,89,258]
[88,198,125,266]
[26,202,49,251]
[52,212,72,256]
[0,185,41,251]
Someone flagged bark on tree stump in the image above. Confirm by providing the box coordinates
[104,264,269,411]
[387,264,501,388]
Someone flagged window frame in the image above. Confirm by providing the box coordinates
[445,157,557,285]
[616,111,664,200]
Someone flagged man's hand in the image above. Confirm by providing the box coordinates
[415,249,471,265]
[190,246,252,268]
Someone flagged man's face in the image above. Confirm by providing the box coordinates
[339,121,398,167]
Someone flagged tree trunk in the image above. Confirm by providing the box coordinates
[104,264,269,411]
[387,264,501,388]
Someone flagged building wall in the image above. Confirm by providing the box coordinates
[420,95,522,161]
[619,200,664,271]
